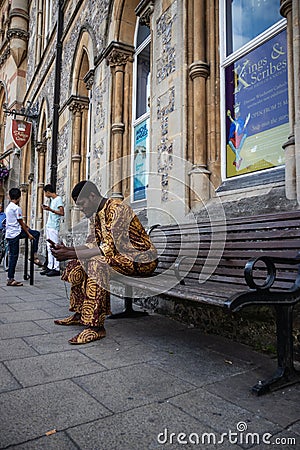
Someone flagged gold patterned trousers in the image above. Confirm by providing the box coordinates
[62,255,158,327]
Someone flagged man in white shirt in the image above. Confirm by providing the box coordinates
[5,188,41,286]
[41,184,64,276]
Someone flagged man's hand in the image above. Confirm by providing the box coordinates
[42,204,50,211]
[51,243,77,261]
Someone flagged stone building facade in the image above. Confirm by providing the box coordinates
[0,1,300,347]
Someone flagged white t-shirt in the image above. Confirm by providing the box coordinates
[46,195,64,231]
[5,202,22,239]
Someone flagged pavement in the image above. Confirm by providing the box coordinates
[0,258,300,450]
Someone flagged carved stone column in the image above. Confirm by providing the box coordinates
[105,42,134,198]
[68,96,89,225]
[36,142,46,230]
[188,0,210,207]
[8,0,29,67]
[83,69,94,182]
[68,97,89,189]
[280,0,296,200]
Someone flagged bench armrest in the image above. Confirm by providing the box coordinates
[174,255,189,285]
[147,223,161,236]
[244,254,300,290]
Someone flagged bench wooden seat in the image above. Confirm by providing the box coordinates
[111,210,300,395]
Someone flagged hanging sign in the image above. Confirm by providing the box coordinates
[11,119,32,149]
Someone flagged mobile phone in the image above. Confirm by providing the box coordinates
[47,238,57,248]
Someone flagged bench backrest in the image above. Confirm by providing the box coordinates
[149,210,300,290]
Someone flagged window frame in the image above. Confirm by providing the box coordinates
[131,19,151,204]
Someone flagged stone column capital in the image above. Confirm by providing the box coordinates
[104,41,134,68]
[36,142,47,153]
[67,95,89,113]
[135,0,154,27]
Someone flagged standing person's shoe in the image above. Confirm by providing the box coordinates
[7,279,23,286]
[46,269,60,277]
[40,267,51,275]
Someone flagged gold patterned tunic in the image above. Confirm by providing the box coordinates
[62,199,158,327]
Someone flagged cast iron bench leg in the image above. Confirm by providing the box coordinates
[252,304,300,395]
[109,284,148,319]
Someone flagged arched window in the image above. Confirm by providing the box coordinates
[69,50,90,189]
[132,21,151,203]
[36,0,53,64]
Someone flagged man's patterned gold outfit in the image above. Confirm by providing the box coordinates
[62,199,158,327]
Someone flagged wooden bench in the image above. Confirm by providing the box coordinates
[111,210,300,395]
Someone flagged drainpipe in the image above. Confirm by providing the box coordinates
[50,0,64,189]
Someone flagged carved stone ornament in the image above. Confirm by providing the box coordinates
[106,49,131,67]
[7,28,29,41]
[35,142,47,154]
[83,69,95,90]
[67,96,89,113]
[135,0,154,28]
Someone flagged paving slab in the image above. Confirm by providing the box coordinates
[169,388,281,437]
[5,350,106,387]
[23,330,83,354]
[0,380,112,448]
[7,432,79,450]
[74,363,194,413]
[67,402,244,450]
[0,309,54,323]
[0,337,38,361]
[206,370,300,428]
[79,341,167,370]
[0,363,21,393]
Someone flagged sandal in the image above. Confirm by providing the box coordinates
[68,328,106,345]
[54,314,82,326]
[7,279,23,286]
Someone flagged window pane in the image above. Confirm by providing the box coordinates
[227,0,282,54]
[136,24,150,48]
[136,44,150,119]
[225,30,288,178]
[133,119,149,201]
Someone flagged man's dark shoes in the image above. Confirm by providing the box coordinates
[46,269,60,277]
[40,267,51,275]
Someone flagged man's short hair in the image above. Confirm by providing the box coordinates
[43,184,55,193]
[71,180,101,201]
[9,188,21,200]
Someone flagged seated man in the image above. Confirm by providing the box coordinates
[5,188,41,286]
[51,180,158,345]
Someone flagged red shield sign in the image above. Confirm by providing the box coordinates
[11,120,32,149]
